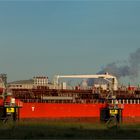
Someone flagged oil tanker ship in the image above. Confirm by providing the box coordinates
[1,73,140,123]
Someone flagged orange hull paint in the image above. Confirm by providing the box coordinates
[123,104,140,117]
[19,103,105,118]
[19,103,140,119]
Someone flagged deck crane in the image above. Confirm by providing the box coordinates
[54,73,122,125]
[53,73,118,91]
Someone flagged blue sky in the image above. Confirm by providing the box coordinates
[0,1,140,83]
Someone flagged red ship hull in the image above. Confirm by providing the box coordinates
[19,103,140,123]
[19,103,105,118]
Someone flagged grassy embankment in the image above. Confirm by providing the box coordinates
[0,120,140,139]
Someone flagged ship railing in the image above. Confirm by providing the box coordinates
[20,99,42,103]
[110,99,140,104]
[18,98,140,104]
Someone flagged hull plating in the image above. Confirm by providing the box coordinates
[19,103,105,118]
[19,103,140,119]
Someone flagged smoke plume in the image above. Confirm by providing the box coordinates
[99,48,140,79]
[88,48,140,85]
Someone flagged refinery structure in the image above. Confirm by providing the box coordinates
[0,72,140,123]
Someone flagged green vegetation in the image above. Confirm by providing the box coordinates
[0,120,140,139]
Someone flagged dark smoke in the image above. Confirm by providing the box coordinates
[98,62,130,78]
[129,48,140,78]
[88,48,140,85]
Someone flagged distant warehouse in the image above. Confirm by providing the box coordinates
[8,76,54,89]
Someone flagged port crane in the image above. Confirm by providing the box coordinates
[53,73,118,91]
